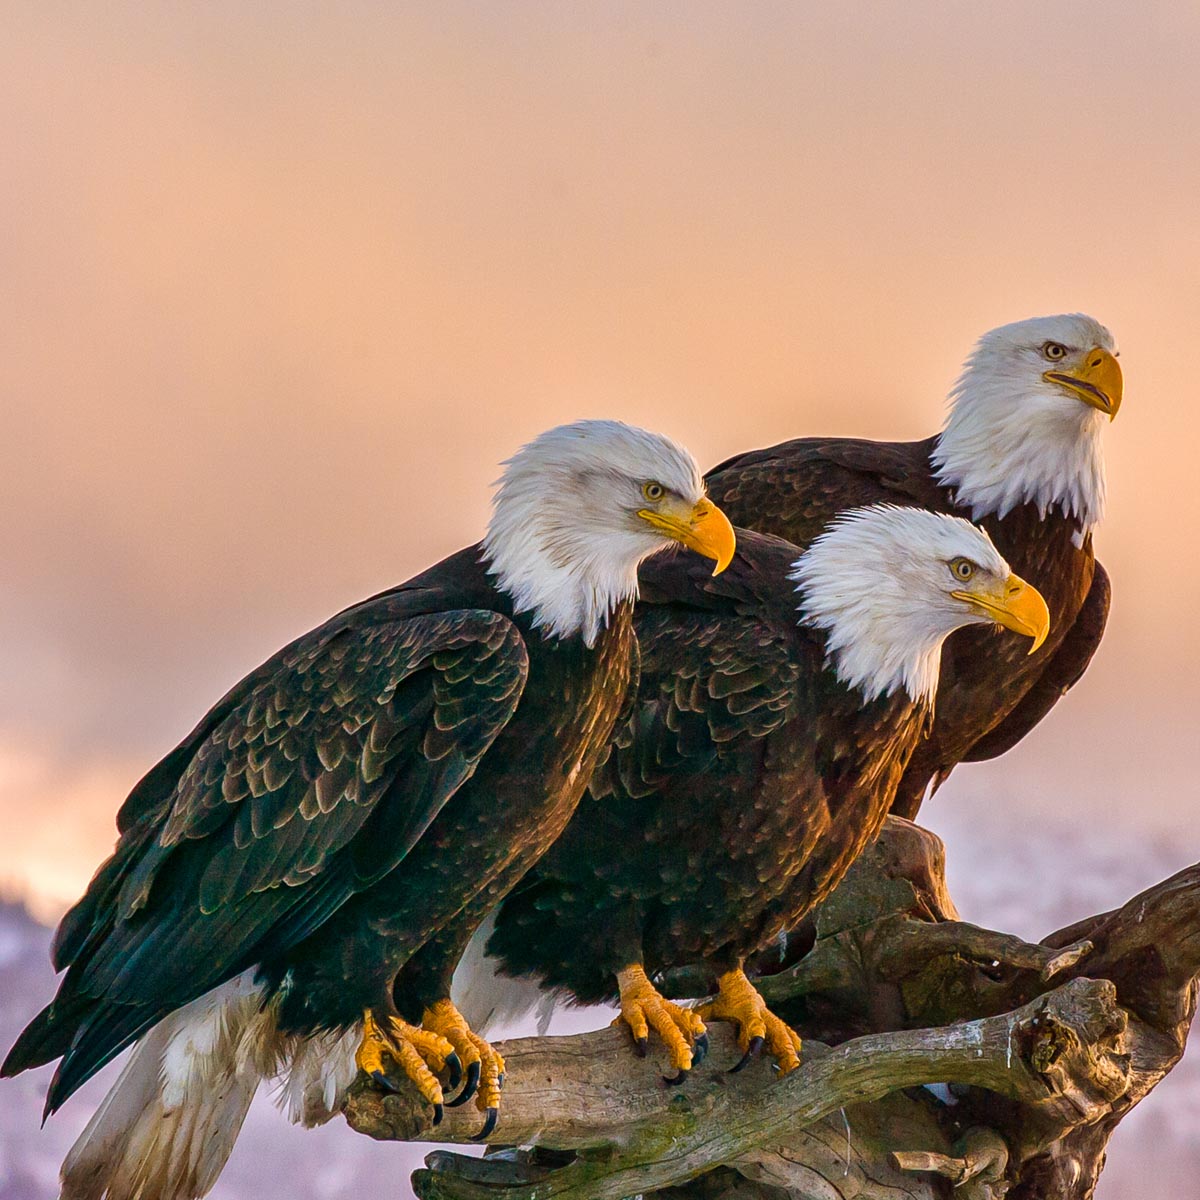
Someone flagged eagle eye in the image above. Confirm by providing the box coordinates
[950,557,976,582]
[1042,341,1068,361]
[642,481,665,502]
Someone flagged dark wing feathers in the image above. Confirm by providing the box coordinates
[50,734,232,971]
[708,437,1107,816]
[705,436,941,546]
[962,559,1111,764]
[595,539,812,806]
[7,607,528,1108]
[126,613,524,919]
[489,571,852,1001]
[592,605,802,809]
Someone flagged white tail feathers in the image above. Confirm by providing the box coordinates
[451,911,558,1037]
[59,973,363,1200]
[270,1025,358,1128]
[60,973,276,1200]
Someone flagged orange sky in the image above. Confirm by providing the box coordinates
[3,1,1199,913]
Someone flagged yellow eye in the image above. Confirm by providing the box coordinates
[1043,341,1068,361]
[642,481,665,502]
[950,558,975,582]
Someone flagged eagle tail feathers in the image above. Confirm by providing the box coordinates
[451,911,558,1037]
[59,973,274,1200]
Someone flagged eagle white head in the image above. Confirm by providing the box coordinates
[791,505,1050,706]
[484,420,736,645]
[931,314,1121,535]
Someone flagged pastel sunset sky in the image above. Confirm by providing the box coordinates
[3,1,1198,913]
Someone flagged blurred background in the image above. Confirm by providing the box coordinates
[2,3,1198,1196]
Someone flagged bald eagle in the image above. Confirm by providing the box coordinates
[483,506,1049,1074]
[2,420,735,1200]
[704,313,1120,816]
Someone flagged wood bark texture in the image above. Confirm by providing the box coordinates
[342,818,1200,1200]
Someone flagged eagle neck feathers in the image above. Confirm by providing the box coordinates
[930,371,1107,538]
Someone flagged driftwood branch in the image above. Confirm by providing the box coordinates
[891,1127,1010,1200]
[341,818,1200,1200]
[347,977,1124,1199]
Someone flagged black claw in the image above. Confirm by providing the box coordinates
[448,1059,481,1107]
[663,1068,690,1086]
[445,1052,463,1092]
[497,1072,506,1088]
[370,1069,400,1093]
[472,1106,500,1141]
[634,1035,649,1058]
[432,1102,444,1126]
[730,1036,765,1074]
[693,1034,709,1066]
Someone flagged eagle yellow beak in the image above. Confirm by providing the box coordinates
[952,572,1050,655]
[1043,346,1122,420]
[639,496,736,575]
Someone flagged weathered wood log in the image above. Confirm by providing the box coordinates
[341,818,1200,1200]
[675,819,1200,1200]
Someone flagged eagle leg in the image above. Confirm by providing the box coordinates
[613,963,706,1083]
[355,1009,456,1125]
[696,967,802,1075]
[421,998,506,1139]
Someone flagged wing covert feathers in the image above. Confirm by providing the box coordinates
[5,608,528,1112]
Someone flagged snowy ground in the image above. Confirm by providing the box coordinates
[2,804,1196,1200]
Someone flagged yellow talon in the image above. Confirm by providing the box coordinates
[354,1010,455,1113]
[422,997,507,1121]
[614,963,707,1076]
[355,1011,394,1078]
[697,968,802,1075]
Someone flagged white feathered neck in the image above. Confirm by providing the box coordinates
[482,421,704,646]
[931,315,1113,536]
[790,505,1011,706]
